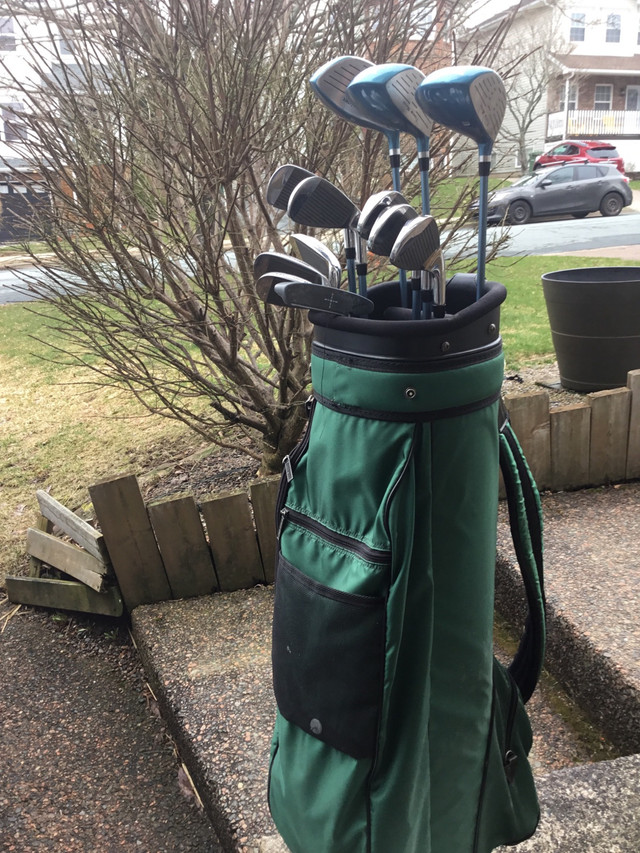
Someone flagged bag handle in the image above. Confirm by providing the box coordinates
[498,402,546,704]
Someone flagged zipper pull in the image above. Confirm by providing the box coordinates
[277,508,288,540]
[283,454,293,483]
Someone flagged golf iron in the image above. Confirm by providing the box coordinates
[390,215,446,319]
[274,279,374,317]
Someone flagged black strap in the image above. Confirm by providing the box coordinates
[499,406,546,704]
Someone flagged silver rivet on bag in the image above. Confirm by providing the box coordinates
[310,718,322,735]
[405,387,417,399]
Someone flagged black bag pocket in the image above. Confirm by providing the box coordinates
[272,555,386,760]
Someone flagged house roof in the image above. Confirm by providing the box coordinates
[553,53,640,76]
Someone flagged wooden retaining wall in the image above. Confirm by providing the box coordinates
[8,369,639,616]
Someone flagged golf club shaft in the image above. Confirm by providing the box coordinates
[476,150,491,301]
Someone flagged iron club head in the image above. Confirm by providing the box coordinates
[367,203,419,256]
[289,233,342,288]
[254,252,327,287]
[257,271,320,307]
[357,190,408,239]
[287,175,360,230]
[267,164,315,210]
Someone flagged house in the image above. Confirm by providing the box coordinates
[465,0,640,173]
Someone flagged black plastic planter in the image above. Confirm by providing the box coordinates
[541,267,640,392]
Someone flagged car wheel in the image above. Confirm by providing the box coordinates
[599,192,623,217]
[572,212,588,219]
[508,200,532,225]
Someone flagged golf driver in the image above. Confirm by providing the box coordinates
[290,233,342,289]
[347,63,433,214]
[416,66,506,301]
[287,175,364,295]
[274,279,374,317]
[390,215,446,319]
[267,164,315,211]
[310,56,403,193]
[254,252,327,287]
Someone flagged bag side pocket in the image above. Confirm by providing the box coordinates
[272,555,386,760]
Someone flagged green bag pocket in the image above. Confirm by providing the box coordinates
[474,658,540,853]
[272,554,386,760]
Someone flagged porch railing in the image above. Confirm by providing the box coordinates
[547,109,640,139]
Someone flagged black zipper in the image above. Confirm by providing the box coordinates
[274,396,316,524]
[503,676,520,784]
[279,507,392,567]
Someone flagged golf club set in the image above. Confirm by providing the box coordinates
[255,57,506,321]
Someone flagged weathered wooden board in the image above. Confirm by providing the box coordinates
[29,515,52,578]
[148,496,218,600]
[588,387,631,484]
[36,489,109,563]
[504,390,551,489]
[550,403,591,491]
[200,491,264,592]
[626,370,640,480]
[6,576,123,617]
[27,528,108,592]
[89,474,171,611]
[249,477,280,584]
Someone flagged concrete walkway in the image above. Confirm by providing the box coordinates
[131,481,640,853]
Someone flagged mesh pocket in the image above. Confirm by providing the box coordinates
[272,555,386,760]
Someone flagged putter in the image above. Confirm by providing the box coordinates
[390,215,446,319]
[310,56,403,193]
[254,252,327,287]
[290,233,342,289]
[416,66,506,301]
[257,271,323,307]
[267,164,315,210]
[347,64,433,214]
[287,175,363,295]
[274,279,374,317]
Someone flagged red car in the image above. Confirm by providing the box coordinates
[533,140,625,174]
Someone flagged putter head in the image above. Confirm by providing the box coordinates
[310,56,396,134]
[367,203,419,256]
[267,164,315,210]
[257,271,316,307]
[357,190,407,238]
[287,175,360,230]
[347,63,433,142]
[254,252,326,286]
[290,233,342,288]
[415,66,506,151]
[274,279,374,317]
[389,215,440,271]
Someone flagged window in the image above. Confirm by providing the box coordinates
[559,84,578,111]
[606,13,621,43]
[575,165,597,180]
[569,12,585,41]
[2,103,27,143]
[594,84,613,111]
[0,16,15,51]
[545,167,575,184]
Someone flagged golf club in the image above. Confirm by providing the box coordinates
[287,175,363,295]
[257,271,324,307]
[416,66,506,301]
[389,215,446,319]
[254,252,327,287]
[290,233,342,289]
[267,164,315,211]
[357,190,408,239]
[347,63,433,214]
[367,202,418,307]
[274,279,374,317]
[310,56,403,193]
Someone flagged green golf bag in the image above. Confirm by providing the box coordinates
[268,275,546,853]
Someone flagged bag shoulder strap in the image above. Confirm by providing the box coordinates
[498,402,546,703]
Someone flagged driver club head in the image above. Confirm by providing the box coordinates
[287,175,360,230]
[347,63,433,143]
[290,233,342,288]
[357,190,408,239]
[310,56,397,135]
[254,252,327,287]
[415,66,506,151]
[267,164,315,210]
[367,203,419,256]
[274,279,374,317]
